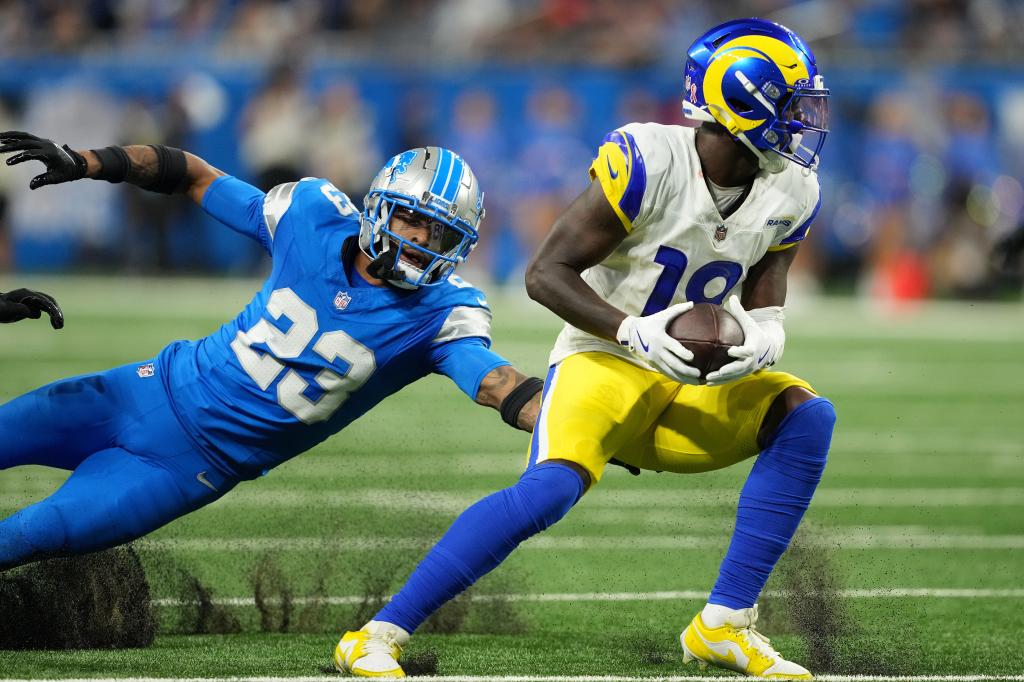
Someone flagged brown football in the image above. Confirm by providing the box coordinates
[666,302,745,382]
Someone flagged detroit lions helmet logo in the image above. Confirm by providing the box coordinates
[385,150,418,181]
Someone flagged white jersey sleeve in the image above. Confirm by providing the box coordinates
[589,123,676,233]
[767,171,821,251]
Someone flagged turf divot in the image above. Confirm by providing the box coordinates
[0,546,155,649]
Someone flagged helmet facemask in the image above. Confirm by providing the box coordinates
[362,190,478,290]
[759,74,830,170]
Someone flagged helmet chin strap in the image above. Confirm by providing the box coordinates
[366,245,404,283]
[684,101,788,175]
[742,137,787,174]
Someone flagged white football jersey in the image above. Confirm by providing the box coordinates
[549,123,821,368]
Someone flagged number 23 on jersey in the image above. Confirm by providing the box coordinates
[231,288,376,424]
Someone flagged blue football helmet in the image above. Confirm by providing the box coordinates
[360,147,484,289]
[682,18,830,171]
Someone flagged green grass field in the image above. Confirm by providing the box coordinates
[0,277,1022,681]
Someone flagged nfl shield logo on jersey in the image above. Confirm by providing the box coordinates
[334,291,352,311]
[714,224,729,242]
[137,363,155,378]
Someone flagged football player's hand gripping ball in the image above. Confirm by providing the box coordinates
[0,131,87,190]
[0,289,64,329]
[705,296,773,386]
[617,302,702,384]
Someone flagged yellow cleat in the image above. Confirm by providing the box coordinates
[680,605,812,679]
[334,620,409,678]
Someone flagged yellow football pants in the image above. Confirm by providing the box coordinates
[527,352,814,484]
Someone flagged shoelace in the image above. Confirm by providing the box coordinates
[737,625,782,661]
[361,631,400,658]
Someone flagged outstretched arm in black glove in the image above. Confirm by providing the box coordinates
[0,289,64,328]
[0,131,225,205]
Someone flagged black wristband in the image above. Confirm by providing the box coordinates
[142,144,188,194]
[91,146,131,183]
[499,376,544,429]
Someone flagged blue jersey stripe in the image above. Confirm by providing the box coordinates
[619,132,646,223]
[430,149,453,197]
[781,192,821,244]
[443,155,464,202]
[602,130,646,224]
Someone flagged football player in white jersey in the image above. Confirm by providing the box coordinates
[334,18,835,680]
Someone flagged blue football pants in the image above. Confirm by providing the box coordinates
[0,361,237,571]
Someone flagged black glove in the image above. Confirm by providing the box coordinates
[0,289,64,329]
[0,131,88,190]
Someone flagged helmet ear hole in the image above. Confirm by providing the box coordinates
[726,97,755,115]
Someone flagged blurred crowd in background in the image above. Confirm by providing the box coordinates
[1,0,1023,301]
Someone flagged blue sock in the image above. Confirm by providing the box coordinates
[709,397,836,609]
[375,462,585,633]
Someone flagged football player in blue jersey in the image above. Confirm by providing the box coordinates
[0,131,545,572]
[0,288,63,328]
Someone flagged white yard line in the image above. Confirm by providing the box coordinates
[129,487,1024,514]
[151,587,1024,608]
[139,531,1024,553]
[4,671,1019,675]
[3,486,1024,512]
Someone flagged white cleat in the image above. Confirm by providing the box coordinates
[334,620,410,678]
[680,604,812,679]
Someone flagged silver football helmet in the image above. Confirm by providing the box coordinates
[359,147,485,289]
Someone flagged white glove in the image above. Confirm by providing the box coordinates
[706,295,785,386]
[616,302,702,384]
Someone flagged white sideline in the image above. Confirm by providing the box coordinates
[151,587,1024,608]
[2,671,1024,675]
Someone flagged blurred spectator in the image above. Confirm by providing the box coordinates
[119,92,193,274]
[514,86,592,251]
[442,89,518,284]
[0,98,15,272]
[309,82,381,196]
[0,0,1019,64]
[929,181,992,297]
[240,60,314,191]
[860,92,929,303]
[944,92,999,187]
[0,0,1020,299]
[7,79,122,270]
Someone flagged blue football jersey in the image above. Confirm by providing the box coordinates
[155,176,508,478]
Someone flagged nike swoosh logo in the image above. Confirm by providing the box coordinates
[694,627,748,670]
[635,330,650,353]
[196,471,218,492]
[708,647,737,666]
[758,347,771,364]
[607,157,619,179]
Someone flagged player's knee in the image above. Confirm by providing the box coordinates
[2,503,69,560]
[760,396,835,482]
[20,503,69,553]
[514,462,585,533]
[760,387,828,448]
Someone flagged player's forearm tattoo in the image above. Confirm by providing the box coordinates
[83,145,207,197]
[476,365,542,432]
[476,365,522,409]
[516,391,541,432]
[121,145,161,187]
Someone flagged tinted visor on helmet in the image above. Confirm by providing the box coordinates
[390,206,468,257]
[370,194,478,286]
[771,80,830,169]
